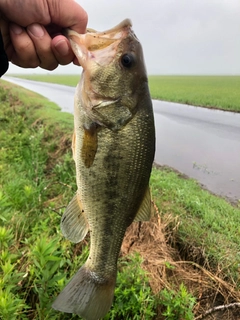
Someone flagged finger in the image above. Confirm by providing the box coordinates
[9,23,40,68]
[48,0,88,33]
[27,23,58,70]
[51,35,75,65]
[73,57,80,66]
[0,18,12,59]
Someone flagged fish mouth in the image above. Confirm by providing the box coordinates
[66,19,133,68]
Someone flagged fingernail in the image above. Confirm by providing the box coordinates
[10,23,23,35]
[54,39,69,56]
[28,24,44,37]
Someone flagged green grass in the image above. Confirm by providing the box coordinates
[149,75,240,112]
[150,166,240,283]
[10,74,80,87]
[1,80,240,319]
[9,74,240,112]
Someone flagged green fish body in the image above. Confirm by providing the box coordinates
[52,19,155,319]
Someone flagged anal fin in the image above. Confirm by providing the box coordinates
[134,186,154,222]
[61,194,89,243]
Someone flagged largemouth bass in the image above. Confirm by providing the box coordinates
[52,19,155,319]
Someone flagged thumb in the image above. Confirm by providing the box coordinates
[48,0,88,33]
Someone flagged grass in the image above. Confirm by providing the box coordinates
[149,75,240,112]
[9,74,240,112]
[9,74,80,87]
[1,80,240,319]
[150,166,240,283]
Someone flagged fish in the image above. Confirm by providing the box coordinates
[52,19,155,319]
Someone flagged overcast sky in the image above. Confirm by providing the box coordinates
[8,0,240,75]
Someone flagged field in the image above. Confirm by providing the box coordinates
[149,75,240,112]
[10,74,240,112]
[1,80,240,319]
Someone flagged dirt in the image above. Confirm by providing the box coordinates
[121,210,240,319]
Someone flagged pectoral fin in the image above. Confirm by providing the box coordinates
[81,123,98,168]
[134,186,154,222]
[72,131,76,162]
[61,194,89,243]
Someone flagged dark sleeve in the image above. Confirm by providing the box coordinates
[0,31,9,77]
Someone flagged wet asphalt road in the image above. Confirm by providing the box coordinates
[3,76,240,202]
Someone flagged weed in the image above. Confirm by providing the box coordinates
[159,283,195,320]
[106,254,156,319]
[0,227,13,249]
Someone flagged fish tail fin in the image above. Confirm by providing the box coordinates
[52,264,116,320]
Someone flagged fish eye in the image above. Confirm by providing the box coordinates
[121,53,135,68]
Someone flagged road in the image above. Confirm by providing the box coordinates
[3,76,240,202]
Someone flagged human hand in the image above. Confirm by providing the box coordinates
[0,0,88,70]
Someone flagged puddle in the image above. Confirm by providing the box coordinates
[153,101,240,202]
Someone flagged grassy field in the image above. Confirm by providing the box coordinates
[9,74,80,87]
[149,75,240,112]
[10,74,240,112]
[1,80,240,319]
